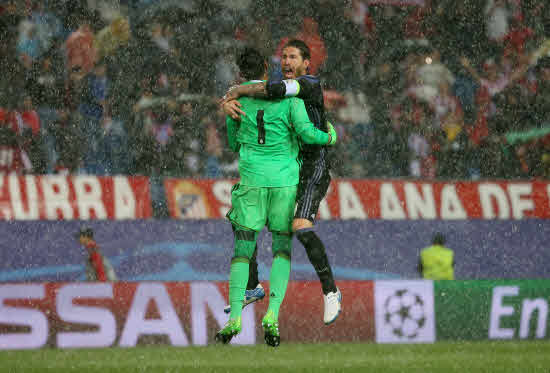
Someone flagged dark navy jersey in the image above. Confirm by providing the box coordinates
[266,75,329,167]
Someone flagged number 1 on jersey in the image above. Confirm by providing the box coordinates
[257,110,265,145]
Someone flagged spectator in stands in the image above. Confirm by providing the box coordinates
[460,54,532,101]
[94,16,130,61]
[165,100,203,177]
[19,93,46,173]
[414,49,455,103]
[50,107,81,174]
[368,4,405,58]
[0,106,33,174]
[0,20,26,112]
[403,0,435,43]
[465,87,492,178]
[30,0,62,57]
[485,0,512,44]
[203,110,225,178]
[78,58,109,174]
[17,20,41,69]
[65,12,97,76]
[214,41,239,97]
[522,0,550,39]
[406,101,437,178]
[76,227,117,282]
[27,47,65,173]
[0,93,39,174]
[431,81,468,178]
[419,233,454,280]
[532,57,550,122]
[95,105,129,175]
[502,13,535,58]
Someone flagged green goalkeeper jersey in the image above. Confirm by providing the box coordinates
[226,81,329,187]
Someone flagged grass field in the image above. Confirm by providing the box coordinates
[1,341,549,373]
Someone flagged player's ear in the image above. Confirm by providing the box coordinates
[303,59,310,71]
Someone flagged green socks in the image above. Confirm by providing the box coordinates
[266,253,291,320]
[229,257,250,320]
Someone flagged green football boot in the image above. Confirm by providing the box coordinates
[215,317,242,344]
[262,311,280,347]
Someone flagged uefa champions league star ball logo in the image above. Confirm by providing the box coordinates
[384,289,426,339]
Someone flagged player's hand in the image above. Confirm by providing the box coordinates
[223,100,245,120]
[327,122,337,145]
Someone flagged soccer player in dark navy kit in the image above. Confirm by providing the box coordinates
[221,39,342,324]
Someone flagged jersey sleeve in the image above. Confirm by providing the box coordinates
[289,98,328,145]
[266,76,318,100]
[266,79,301,99]
[226,116,240,152]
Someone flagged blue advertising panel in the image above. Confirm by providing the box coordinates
[1,220,549,281]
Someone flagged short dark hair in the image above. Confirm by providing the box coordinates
[236,47,266,80]
[77,227,94,239]
[432,233,445,245]
[283,39,311,61]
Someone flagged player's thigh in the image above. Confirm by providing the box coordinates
[266,186,297,233]
[226,184,268,231]
[295,167,331,222]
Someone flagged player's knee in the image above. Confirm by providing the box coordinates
[292,218,312,232]
[233,229,257,259]
[231,256,250,264]
[272,232,292,258]
[273,251,290,261]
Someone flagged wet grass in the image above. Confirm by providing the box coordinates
[1,341,549,372]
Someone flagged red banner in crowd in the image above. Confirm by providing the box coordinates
[165,179,550,220]
[0,175,152,220]
[0,281,374,349]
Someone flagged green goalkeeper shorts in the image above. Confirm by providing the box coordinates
[226,183,297,233]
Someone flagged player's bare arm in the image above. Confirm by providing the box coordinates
[221,83,268,120]
[221,82,268,104]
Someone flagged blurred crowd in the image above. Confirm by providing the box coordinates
[1,0,550,180]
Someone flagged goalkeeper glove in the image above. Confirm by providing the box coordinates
[327,122,337,145]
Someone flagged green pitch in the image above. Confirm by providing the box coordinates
[1,341,549,373]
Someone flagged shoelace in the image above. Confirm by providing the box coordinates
[326,292,340,306]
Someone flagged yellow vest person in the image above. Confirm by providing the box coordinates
[420,233,454,280]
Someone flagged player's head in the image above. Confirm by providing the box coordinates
[76,227,94,245]
[432,233,445,246]
[281,39,311,79]
[236,47,267,81]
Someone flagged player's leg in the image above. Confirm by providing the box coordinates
[223,241,265,314]
[294,167,341,324]
[247,245,260,290]
[217,185,266,344]
[263,186,296,347]
[262,233,291,347]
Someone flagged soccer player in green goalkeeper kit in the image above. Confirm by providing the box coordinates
[221,40,342,326]
[215,47,337,347]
